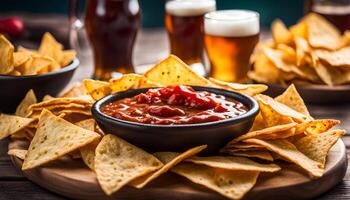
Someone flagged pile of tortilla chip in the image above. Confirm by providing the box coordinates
[0,32,76,76]
[249,13,350,86]
[0,55,345,200]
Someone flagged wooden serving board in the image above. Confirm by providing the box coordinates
[9,139,347,200]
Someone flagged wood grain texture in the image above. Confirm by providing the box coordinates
[0,25,349,199]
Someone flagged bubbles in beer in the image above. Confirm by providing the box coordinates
[204,10,260,37]
[166,0,216,17]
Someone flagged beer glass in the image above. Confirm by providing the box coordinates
[69,0,141,81]
[165,0,216,76]
[204,10,259,83]
[305,0,350,32]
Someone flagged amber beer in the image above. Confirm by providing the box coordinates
[85,0,140,81]
[204,10,259,83]
[165,0,216,76]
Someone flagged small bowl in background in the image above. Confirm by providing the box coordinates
[0,58,79,113]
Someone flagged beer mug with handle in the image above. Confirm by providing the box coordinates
[69,0,141,81]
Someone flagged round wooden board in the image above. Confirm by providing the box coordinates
[9,139,347,200]
[263,83,350,104]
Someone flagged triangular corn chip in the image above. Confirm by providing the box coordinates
[275,84,310,117]
[38,32,63,63]
[209,78,267,96]
[144,55,212,86]
[172,163,259,200]
[227,150,274,161]
[8,149,28,160]
[0,34,14,74]
[294,129,345,167]
[94,134,163,195]
[0,114,34,139]
[129,145,207,188]
[22,109,100,170]
[271,19,293,45]
[185,156,280,172]
[16,89,37,117]
[244,138,323,178]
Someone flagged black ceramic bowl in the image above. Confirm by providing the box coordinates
[92,86,259,154]
[0,59,79,113]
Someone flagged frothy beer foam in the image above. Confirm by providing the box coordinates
[166,0,216,17]
[205,10,260,37]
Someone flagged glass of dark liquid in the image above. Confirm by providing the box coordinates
[69,0,141,81]
[305,0,350,32]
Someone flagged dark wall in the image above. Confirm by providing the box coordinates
[1,0,305,28]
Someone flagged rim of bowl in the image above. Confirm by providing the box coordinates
[92,86,260,129]
[0,58,79,79]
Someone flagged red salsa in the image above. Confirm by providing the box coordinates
[101,86,248,125]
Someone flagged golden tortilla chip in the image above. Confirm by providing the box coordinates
[60,50,76,66]
[304,13,341,50]
[0,114,34,139]
[227,150,274,162]
[294,37,311,66]
[271,19,293,45]
[172,163,259,200]
[16,89,37,117]
[276,44,296,63]
[290,21,307,39]
[314,47,350,67]
[22,55,53,75]
[263,46,294,73]
[13,52,30,67]
[209,78,268,96]
[249,112,265,132]
[249,53,282,84]
[109,74,150,94]
[129,145,207,188]
[83,79,111,100]
[0,34,14,74]
[228,123,297,143]
[294,129,345,168]
[38,32,63,63]
[94,134,163,195]
[295,119,340,135]
[8,149,27,160]
[186,156,280,172]
[61,82,87,98]
[75,118,99,170]
[22,109,100,170]
[245,138,323,178]
[275,84,311,117]
[256,94,310,123]
[144,55,212,87]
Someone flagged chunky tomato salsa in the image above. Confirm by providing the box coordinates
[101,86,248,125]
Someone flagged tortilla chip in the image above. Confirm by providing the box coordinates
[290,21,307,38]
[83,79,111,100]
[38,32,63,63]
[28,95,93,111]
[228,123,297,144]
[186,156,280,172]
[15,89,37,117]
[61,82,87,98]
[144,55,212,87]
[172,163,259,200]
[304,13,341,50]
[314,47,350,67]
[276,44,296,63]
[271,19,293,45]
[244,138,323,178]
[250,53,282,84]
[294,129,345,167]
[42,95,55,101]
[256,94,310,123]
[22,109,100,170]
[227,150,274,162]
[75,118,99,170]
[109,74,145,93]
[294,37,311,66]
[22,55,53,75]
[8,149,28,160]
[249,112,265,132]
[129,145,207,188]
[295,119,340,135]
[262,46,294,73]
[13,52,30,67]
[0,34,14,74]
[0,114,34,139]
[209,78,268,96]
[275,84,310,117]
[60,50,76,66]
[94,134,163,195]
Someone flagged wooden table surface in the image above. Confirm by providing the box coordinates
[0,28,350,200]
